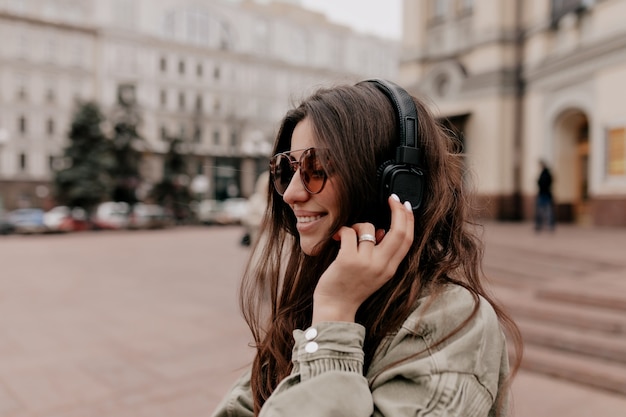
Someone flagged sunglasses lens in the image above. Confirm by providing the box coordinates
[270,154,294,195]
[300,148,326,194]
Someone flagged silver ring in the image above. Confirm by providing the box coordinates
[358,234,376,244]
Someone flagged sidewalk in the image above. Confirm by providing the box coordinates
[0,224,625,416]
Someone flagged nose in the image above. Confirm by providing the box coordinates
[282,168,309,205]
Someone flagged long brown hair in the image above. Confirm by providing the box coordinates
[239,82,522,415]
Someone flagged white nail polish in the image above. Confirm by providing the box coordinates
[404,201,413,212]
[391,194,400,202]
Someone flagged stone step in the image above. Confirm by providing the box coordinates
[495,288,626,336]
[536,286,626,313]
[521,345,626,396]
[516,317,626,365]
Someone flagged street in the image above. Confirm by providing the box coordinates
[0,224,625,416]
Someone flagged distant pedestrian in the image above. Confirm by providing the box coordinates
[241,171,269,246]
[535,160,555,231]
[212,80,522,417]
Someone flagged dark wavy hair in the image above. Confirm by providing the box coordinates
[239,82,522,415]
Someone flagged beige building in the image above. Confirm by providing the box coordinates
[0,0,398,211]
[401,0,626,227]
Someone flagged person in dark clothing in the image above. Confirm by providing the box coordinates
[535,160,555,231]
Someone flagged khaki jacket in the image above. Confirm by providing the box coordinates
[212,284,510,417]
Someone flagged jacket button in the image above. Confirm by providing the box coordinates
[304,327,318,341]
[305,341,319,353]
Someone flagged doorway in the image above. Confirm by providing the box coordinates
[553,110,590,224]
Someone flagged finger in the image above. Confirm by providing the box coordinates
[336,226,358,256]
[377,194,413,260]
[352,223,377,253]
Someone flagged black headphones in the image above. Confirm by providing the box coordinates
[363,79,425,215]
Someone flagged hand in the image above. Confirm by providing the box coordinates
[311,194,415,324]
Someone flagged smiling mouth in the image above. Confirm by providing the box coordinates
[296,214,324,223]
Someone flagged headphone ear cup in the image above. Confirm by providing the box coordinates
[378,160,425,213]
[376,160,395,200]
[373,160,396,230]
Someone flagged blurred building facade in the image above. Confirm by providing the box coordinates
[0,0,398,211]
[401,0,626,227]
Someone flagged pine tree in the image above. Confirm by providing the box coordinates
[53,102,115,215]
[110,100,145,205]
[150,137,192,223]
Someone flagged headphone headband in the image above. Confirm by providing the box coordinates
[358,79,426,218]
[364,79,423,167]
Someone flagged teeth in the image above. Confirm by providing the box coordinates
[297,215,322,223]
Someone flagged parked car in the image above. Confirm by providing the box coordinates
[129,204,172,229]
[6,208,47,234]
[0,214,15,235]
[92,202,130,230]
[43,206,89,233]
[195,199,224,225]
[215,198,249,225]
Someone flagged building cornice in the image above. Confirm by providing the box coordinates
[401,29,517,65]
[525,31,626,84]
[0,11,96,35]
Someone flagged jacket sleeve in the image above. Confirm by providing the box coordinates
[259,321,374,417]
[211,371,255,417]
[211,321,372,417]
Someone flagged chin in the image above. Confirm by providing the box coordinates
[300,239,323,256]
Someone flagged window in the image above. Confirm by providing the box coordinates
[17,32,28,59]
[19,153,26,171]
[160,126,168,141]
[194,127,202,143]
[179,59,185,75]
[160,57,167,72]
[219,21,234,50]
[18,116,26,134]
[45,87,55,103]
[113,0,136,29]
[178,92,186,109]
[552,0,587,26]
[230,131,237,147]
[72,42,85,67]
[46,118,54,135]
[163,11,176,38]
[607,127,626,176]
[195,95,203,111]
[46,39,57,63]
[160,89,167,107]
[187,10,209,44]
[255,20,269,53]
[9,0,26,14]
[213,129,220,146]
[214,66,221,80]
[457,0,473,15]
[431,0,449,21]
[197,63,203,77]
[16,74,28,100]
[117,84,136,106]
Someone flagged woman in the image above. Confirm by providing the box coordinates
[212,80,522,417]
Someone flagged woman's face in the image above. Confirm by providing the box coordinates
[282,117,340,255]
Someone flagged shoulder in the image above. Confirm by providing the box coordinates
[368,284,507,399]
[405,284,501,342]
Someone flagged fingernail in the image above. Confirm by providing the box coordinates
[404,201,413,212]
[391,193,400,202]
